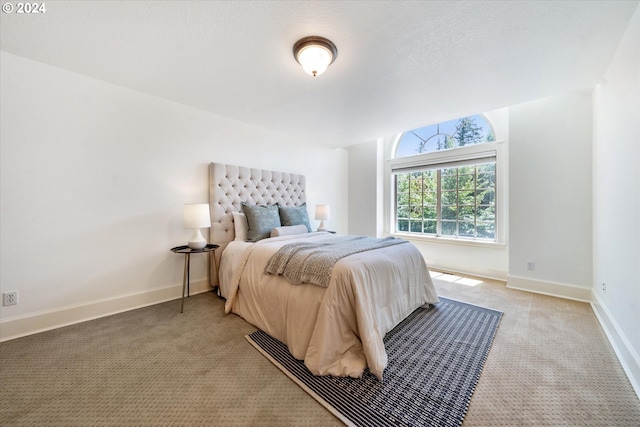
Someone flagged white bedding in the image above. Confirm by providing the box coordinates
[219,232,439,379]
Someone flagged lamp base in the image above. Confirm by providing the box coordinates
[188,240,207,250]
[317,220,326,232]
[188,228,207,249]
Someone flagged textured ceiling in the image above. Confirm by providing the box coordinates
[1,1,637,147]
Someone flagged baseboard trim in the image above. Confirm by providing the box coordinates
[506,275,591,302]
[591,293,640,399]
[428,265,507,283]
[0,280,212,342]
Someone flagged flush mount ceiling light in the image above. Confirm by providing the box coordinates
[293,36,338,77]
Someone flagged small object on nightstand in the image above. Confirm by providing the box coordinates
[183,204,211,249]
[170,244,218,313]
[315,204,330,231]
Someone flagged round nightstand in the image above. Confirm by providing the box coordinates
[170,244,219,313]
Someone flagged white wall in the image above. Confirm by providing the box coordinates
[591,4,640,396]
[508,91,593,301]
[347,140,378,236]
[0,51,348,340]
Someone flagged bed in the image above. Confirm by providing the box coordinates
[208,162,439,379]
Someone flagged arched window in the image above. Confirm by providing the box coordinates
[395,114,495,157]
[390,114,499,241]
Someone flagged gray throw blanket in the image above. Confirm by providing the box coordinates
[264,236,408,287]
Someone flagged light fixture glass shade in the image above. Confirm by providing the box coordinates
[293,36,337,77]
[183,204,211,249]
[315,204,330,231]
[297,45,332,76]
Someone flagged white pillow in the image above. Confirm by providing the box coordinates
[270,224,309,237]
[232,212,249,241]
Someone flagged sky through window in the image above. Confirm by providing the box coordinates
[395,114,494,157]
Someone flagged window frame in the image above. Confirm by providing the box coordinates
[387,118,506,247]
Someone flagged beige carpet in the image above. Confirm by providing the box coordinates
[1,273,639,426]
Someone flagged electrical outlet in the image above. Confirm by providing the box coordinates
[3,291,18,306]
[601,282,606,293]
[526,261,535,271]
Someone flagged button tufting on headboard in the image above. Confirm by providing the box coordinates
[208,162,307,286]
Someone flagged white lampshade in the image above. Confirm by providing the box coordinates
[183,204,211,249]
[315,204,330,232]
[315,204,330,220]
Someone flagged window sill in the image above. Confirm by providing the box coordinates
[391,232,506,249]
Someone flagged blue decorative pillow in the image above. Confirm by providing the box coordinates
[279,203,312,232]
[241,203,281,242]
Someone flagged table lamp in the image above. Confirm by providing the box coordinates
[183,203,211,249]
[315,204,330,232]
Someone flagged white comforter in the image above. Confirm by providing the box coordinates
[219,232,439,379]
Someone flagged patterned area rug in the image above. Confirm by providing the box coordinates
[246,297,502,427]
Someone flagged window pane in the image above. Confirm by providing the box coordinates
[442,178,457,192]
[423,206,437,219]
[397,192,409,205]
[424,191,437,205]
[395,115,495,158]
[479,189,494,205]
[477,222,495,239]
[411,178,423,194]
[397,206,409,218]
[458,173,474,189]
[424,179,436,193]
[478,172,495,187]
[459,190,475,205]
[424,169,437,181]
[423,220,437,234]
[397,174,409,192]
[442,191,457,205]
[442,206,457,220]
[397,219,409,232]
[410,206,422,219]
[477,163,495,173]
[458,206,475,221]
[442,168,458,190]
[409,192,422,205]
[410,221,422,233]
[477,205,495,221]
[458,165,475,175]
[459,222,475,237]
[442,221,456,236]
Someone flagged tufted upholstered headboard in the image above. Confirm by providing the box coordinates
[208,162,307,285]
